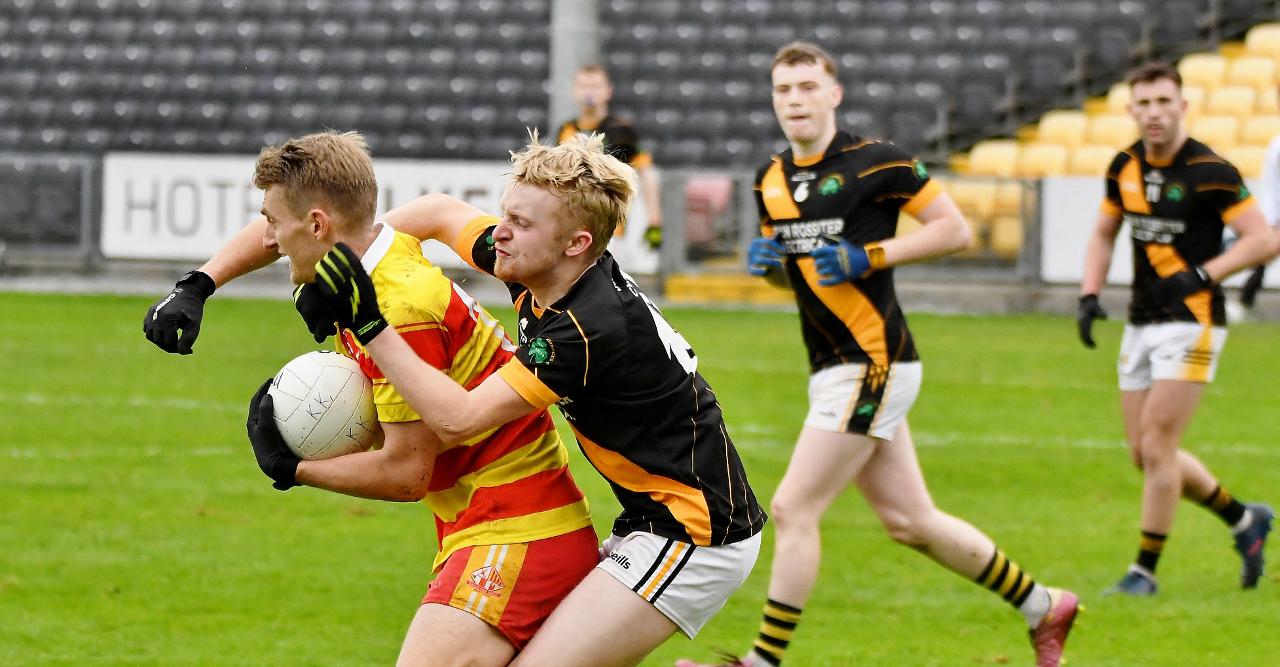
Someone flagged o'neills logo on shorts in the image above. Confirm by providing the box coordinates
[609,552,631,570]
[468,565,506,597]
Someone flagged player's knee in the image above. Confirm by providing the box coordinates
[881,512,930,548]
[769,494,819,533]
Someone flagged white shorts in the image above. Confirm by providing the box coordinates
[804,362,922,440]
[1118,323,1228,391]
[597,531,761,638]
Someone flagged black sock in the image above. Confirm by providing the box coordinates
[1137,531,1166,573]
[1201,485,1247,527]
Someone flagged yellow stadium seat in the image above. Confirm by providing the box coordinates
[1087,114,1138,147]
[1226,55,1277,89]
[1190,115,1240,149]
[1016,142,1069,176]
[967,140,1020,177]
[1241,115,1280,145]
[1244,23,1280,60]
[1259,90,1279,114]
[1225,146,1266,178]
[1206,85,1257,118]
[1068,144,1118,176]
[1037,110,1088,147]
[1106,83,1129,112]
[990,216,1024,259]
[995,182,1024,217]
[948,179,998,219]
[1179,53,1228,89]
[1183,85,1207,118]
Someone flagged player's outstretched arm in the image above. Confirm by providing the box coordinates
[143,217,281,355]
[382,193,489,246]
[299,243,540,444]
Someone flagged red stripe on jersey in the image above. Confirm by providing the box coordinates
[441,292,480,363]
[429,411,558,492]
[435,466,587,539]
[346,325,452,382]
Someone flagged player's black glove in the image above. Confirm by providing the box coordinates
[1240,265,1266,309]
[643,224,663,251]
[293,283,338,343]
[246,379,299,491]
[1147,265,1212,307]
[143,270,216,355]
[308,242,387,345]
[1077,294,1108,349]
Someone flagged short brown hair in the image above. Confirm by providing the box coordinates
[510,131,636,260]
[253,130,378,225]
[575,64,610,83]
[1126,61,1182,89]
[772,41,838,78]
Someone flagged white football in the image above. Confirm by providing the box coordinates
[267,350,380,460]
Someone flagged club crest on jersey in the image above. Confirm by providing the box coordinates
[467,565,505,597]
[793,181,810,202]
[1165,184,1185,202]
[526,337,555,365]
[818,173,845,196]
[912,160,928,180]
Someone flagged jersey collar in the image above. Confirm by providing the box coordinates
[360,221,396,273]
[788,130,854,167]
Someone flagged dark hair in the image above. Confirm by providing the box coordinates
[1126,61,1182,89]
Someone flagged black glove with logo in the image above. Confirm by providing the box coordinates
[246,379,299,491]
[143,270,216,354]
[1077,294,1108,349]
[307,242,387,346]
[1147,265,1212,307]
[1240,265,1266,309]
[293,283,338,343]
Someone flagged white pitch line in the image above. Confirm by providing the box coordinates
[0,391,243,414]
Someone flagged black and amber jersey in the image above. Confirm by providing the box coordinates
[753,131,943,374]
[449,216,765,547]
[556,115,653,168]
[1102,138,1258,326]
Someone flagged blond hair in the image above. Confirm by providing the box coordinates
[253,130,378,225]
[510,131,636,260]
[772,41,838,78]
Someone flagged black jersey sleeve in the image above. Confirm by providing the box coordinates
[603,123,640,164]
[512,311,593,400]
[1196,159,1254,218]
[859,142,932,207]
[1103,152,1129,211]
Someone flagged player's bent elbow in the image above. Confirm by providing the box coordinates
[948,216,973,252]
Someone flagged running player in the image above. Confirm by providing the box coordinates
[182,131,599,666]
[294,131,766,667]
[678,41,1079,667]
[557,64,663,250]
[1077,62,1278,596]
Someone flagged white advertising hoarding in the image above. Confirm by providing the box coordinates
[101,153,508,267]
[1039,176,1275,287]
[100,152,658,272]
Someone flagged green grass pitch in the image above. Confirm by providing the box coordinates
[1,291,1277,666]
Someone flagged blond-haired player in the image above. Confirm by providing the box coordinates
[154,131,599,666]
[294,132,766,667]
[1077,62,1278,595]
[679,41,1079,667]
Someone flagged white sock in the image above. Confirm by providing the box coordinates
[744,650,772,667]
[1232,509,1254,535]
[1019,583,1052,628]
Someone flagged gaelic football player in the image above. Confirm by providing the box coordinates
[1077,62,1278,596]
[294,132,766,667]
[678,42,1079,667]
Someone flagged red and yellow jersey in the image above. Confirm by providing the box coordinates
[337,224,592,570]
